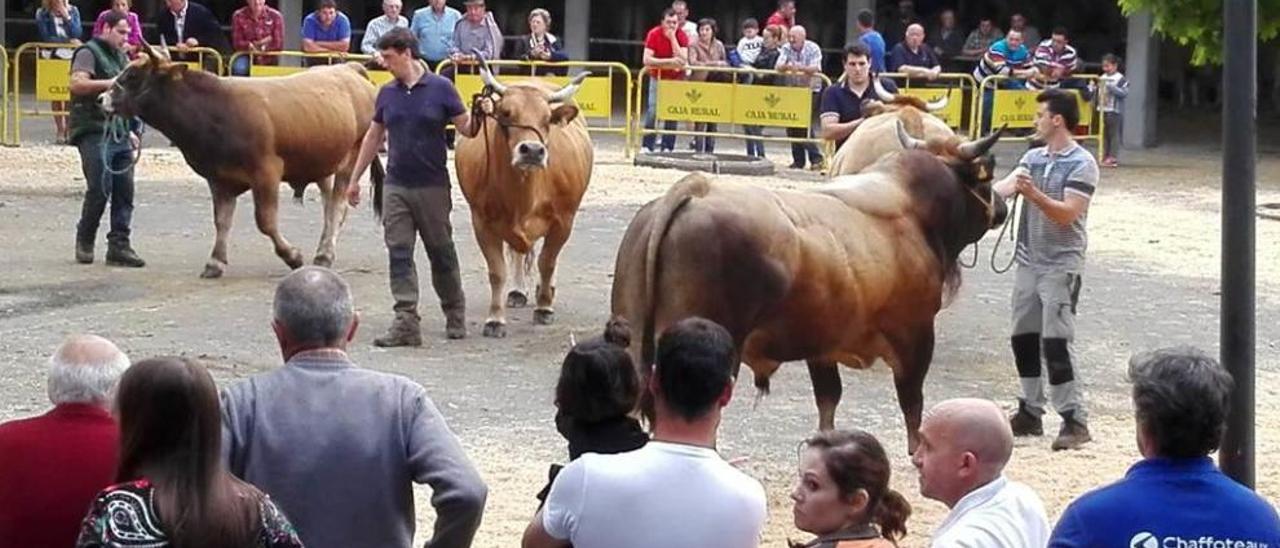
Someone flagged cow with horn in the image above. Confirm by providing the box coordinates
[99,37,384,278]
[454,50,594,338]
[827,61,956,176]
[610,121,1008,454]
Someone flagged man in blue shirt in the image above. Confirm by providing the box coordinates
[346,28,486,346]
[1049,346,1280,547]
[854,10,885,73]
[300,0,349,66]
[819,42,898,149]
[409,0,460,67]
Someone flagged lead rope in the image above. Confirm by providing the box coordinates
[990,194,1019,274]
[98,114,143,196]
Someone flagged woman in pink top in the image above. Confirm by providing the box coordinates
[93,0,142,57]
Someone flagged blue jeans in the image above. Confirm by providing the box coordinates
[75,134,135,247]
[693,123,716,153]
[642,81,677,152]
[231,55,251,76]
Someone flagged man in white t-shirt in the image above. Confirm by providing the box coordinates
[672,0,698,46]
[522,317,767,548]
[912,398,1050,548]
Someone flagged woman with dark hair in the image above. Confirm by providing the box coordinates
[535,319,648,507]
[687,16,728,154]
[76,357,303,548]
[790,430,911,548]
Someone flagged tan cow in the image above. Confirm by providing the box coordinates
[828,79,957,176]
[454,61,594,337]
[100,43,383,278]
[611,122,1007,452]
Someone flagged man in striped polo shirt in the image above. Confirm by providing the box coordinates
[994,89,1100,451]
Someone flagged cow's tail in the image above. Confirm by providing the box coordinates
[640,173,713,369]
[371,155,386,219]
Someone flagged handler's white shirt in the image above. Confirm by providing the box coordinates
[542,441,767,548]
[931,475,1050,548]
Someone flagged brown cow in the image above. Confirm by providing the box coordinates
[453,60,594,337]
[828,80,957,176]
[99,44,383,278]
[611,121,1007,453]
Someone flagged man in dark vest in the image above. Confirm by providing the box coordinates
[68,11,145,267]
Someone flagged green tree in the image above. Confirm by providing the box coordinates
[1118,0,1280,65]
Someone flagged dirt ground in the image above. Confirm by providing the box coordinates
[1,130,1278,547]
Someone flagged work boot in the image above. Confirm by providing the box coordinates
[1009,400,1044,437]
[1051,412,1092,451]
[374,312,423,347]
[75,239,94,264]
[105,245,146,268]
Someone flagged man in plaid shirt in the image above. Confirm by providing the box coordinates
[230,0,283,75]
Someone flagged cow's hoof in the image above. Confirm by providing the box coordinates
[506,290,529,308]
[482,321,507,338]
[313,254,334,268]
[533,308,555,325]
[284,248,305,269]
[200,262,225,279]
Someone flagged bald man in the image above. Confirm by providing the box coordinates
[912,398,1050,548]
[0,335,130,548]
[887,23,941,79]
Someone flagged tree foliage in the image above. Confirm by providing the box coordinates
[1117,0,1280,65]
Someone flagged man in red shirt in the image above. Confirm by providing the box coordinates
[641,7,689,153]
[230,0,285,75]
[0,335,129,548]
[765,0,796,31]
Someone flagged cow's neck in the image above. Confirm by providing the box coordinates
[137,77,220,153]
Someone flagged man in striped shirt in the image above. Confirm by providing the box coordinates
[1027,27,1080,90]
[993,89,1099,452]
[361,0,408,67]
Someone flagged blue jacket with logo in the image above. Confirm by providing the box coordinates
[1050,457,1280,548]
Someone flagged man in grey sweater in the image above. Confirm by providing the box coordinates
[221,266,487,548]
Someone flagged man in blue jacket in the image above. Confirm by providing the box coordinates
[1049,346,1280,547]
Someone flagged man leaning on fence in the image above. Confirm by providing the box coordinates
[230,0,284,76]
[69,11,145,268]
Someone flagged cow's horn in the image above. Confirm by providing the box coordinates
[156,35,173,62]
[956,124,1007,160]
[926,92,950,112]
[547,71,591,103]
[896,119,927,150]
[472,49,507,95]
[873,78,897,102]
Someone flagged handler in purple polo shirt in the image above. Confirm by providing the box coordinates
[347,27,486,347]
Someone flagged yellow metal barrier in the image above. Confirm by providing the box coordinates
[634,66,835,161]
[226,50,396,86]
[880,71,980,138]
[2,46,11,146]
[435,58,634,145]
[978,74,1106,158]
[11,43,222,144]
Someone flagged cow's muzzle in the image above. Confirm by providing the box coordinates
[97,91,115,113]
[513,141,548,170]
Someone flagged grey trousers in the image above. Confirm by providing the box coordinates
[1103,112,1122,159]
[382,185,465,320]
[1011,266,1087,420]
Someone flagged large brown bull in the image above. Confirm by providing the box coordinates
[611,122,1007,452]
[100,44,382,278]
[454,60,594,337]
[828,80,957,176]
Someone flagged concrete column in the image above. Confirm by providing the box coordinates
[845,0,873,46]
[282,0,303,62]
[564,0,589,62]
[1123,9,1159,148]
[1,8,8,48]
